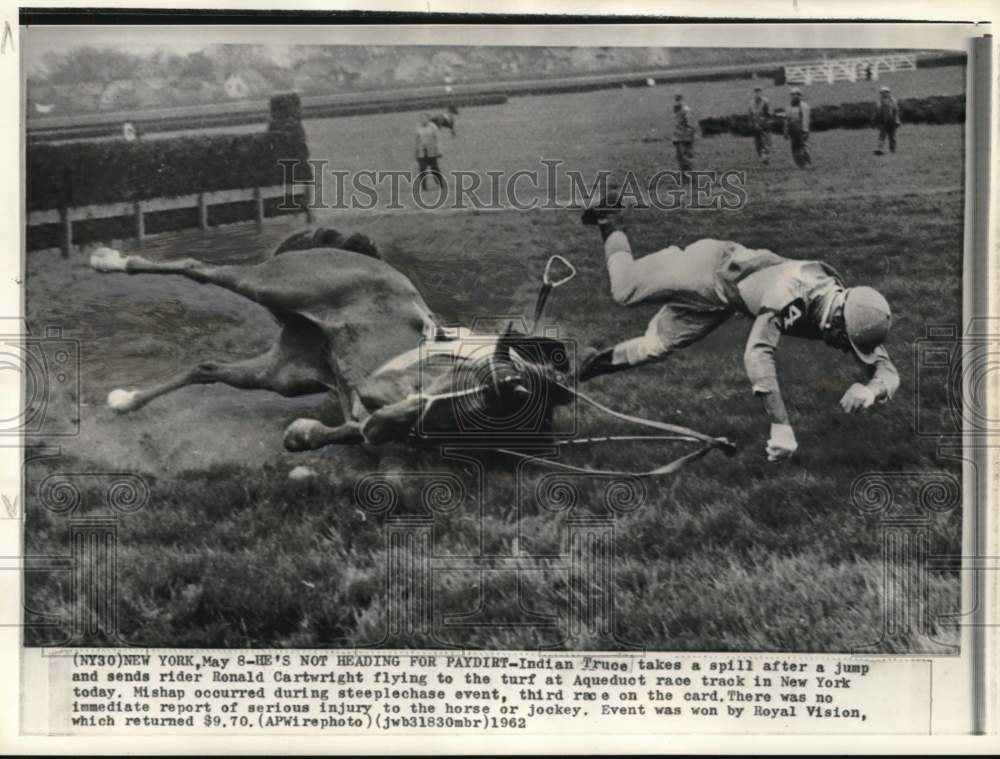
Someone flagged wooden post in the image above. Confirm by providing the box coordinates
[133,201,144,245]
[253,186,264,231]
[305,185,315,225]
[59,208,72,259]
[198,192,209,234]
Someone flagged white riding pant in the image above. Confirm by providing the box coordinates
[603,231,734,366]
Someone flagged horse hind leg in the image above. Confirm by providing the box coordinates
[107,353,271,413]
[108,340,330,413]
[89,247,262,302]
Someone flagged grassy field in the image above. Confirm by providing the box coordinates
[23,66,966,652]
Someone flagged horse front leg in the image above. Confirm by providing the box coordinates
[283,395,423,451]
[326,353,359,423]
[283,418,365,451]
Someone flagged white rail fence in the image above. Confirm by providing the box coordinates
[28,184,313,257]
[784,54,918,85]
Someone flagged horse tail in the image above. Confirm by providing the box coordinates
[272,227,383,261]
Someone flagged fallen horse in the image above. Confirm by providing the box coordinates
[90,228,735,476]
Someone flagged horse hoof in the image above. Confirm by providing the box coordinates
[284,418,323,452]
[288,465,318,482]
[90,247,129,272]
[107,388,139,412]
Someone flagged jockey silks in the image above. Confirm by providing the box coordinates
[601,233,899,402]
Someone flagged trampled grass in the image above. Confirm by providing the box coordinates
[23,68,966,652]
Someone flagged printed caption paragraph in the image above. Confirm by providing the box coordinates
[30,651,932,735]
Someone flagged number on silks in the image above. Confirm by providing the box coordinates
[779,298,806,333]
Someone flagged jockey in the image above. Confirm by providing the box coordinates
[577,193,899,462]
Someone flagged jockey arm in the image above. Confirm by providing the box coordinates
[744,312,900,459]
[744,312,785,409]
[744,310,900,407]
[866,350,899,401]
[841,347,899,412]
[744,313,795,461]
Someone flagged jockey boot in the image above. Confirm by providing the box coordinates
[581,189,646,242]
[577,347,633,382]
[580,191,628,241]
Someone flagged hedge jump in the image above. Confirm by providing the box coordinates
[27,92,312,256]
[698,93,965,138]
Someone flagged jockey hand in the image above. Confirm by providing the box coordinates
[765,423,798,463]
[839,383,876,413]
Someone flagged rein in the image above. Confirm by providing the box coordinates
[493,383,735,478]
[416,380,735,479]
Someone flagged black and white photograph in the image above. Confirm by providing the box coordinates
[5,10,998,747]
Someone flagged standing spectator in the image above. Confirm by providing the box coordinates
[672,93,696,174]
[749,86,772,164]
[873,85,901,156]
[783,87,812,169]
[415,112,445,193]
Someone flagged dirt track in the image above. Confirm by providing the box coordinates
[25,224,362,475]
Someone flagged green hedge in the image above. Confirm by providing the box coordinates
[28,92,311,212]
[699,93,965,138]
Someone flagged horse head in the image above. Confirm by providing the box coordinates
[467,324,574,438]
